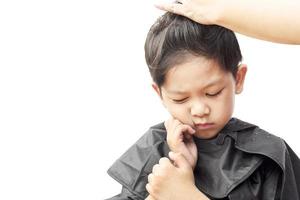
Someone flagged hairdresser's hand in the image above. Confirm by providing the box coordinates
[164,117,197,169]
[155,0,222,25]
[146,152,209,200]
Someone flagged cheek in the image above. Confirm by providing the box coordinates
[166,104,189,122]
[216,91,235,116]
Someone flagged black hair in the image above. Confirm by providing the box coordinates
[144,12,242,88]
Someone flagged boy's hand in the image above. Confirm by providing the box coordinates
[145,195,156,200]
[146,152,209,200]
[164,117,197,169]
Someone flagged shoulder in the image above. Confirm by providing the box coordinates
[233,120,300,199]
[107,122,169,199]
[232,118,286,169]
[141,122,167,145]
[110,121,168,166]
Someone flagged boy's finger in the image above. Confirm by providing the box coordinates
[167,124,195,142]
[170,119,182,132]
[145,195,156,200]
[147,173,154,184]
[184,132,195,140]
[169,151,191,169]
[181,124,196,134]
[164,117,176,130]
[145,184,156,199]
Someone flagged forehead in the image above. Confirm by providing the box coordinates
[163,55,229,90]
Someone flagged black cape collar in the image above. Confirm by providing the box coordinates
[107,118,293,199]
[192,118,263,198]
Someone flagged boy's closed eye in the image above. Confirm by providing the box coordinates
[171,88,224,104]
[172,97,189,104]
[206,88,224,97]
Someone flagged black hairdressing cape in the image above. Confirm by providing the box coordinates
[106,118,300,200]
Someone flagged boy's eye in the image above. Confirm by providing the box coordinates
[206,89,223,97]
[172,97,188,103]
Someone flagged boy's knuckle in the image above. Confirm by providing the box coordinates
[147,173,153,183]
[159,157,170,165]
[152,164,160,174]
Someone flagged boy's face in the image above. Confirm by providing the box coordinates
[153,54,247,139]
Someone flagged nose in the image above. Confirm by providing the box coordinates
[190,100,210,117]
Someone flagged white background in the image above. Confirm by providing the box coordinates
[1,1,300,200]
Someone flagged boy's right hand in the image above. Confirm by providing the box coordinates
[164,117,198,169]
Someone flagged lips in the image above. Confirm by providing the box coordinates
[194,123,214,130]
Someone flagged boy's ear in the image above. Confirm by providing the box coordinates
[152,83,168,108]
[151,83,162,99]
[235,64,247,94]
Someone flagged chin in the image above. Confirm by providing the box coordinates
[195,130,219,139]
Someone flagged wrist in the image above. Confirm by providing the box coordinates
[191,186,210,200]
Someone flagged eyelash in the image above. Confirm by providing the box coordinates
[172,98,188,104]
[206,89,224,97]
[172,88,224,103]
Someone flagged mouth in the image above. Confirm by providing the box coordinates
[194,123,214,130]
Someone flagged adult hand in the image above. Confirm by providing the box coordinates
[164,117,197,169]
[155,0,300,44]
[154,0,221,25]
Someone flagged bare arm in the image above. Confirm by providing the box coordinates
[155,0,300,44]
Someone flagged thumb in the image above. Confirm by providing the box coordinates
[169,151,191,170]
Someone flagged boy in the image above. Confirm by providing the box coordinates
[106,13,300,200]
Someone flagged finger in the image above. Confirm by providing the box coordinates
[152,164,160,174]
[159,157,170,165]
[171,124,195,139]
[183,127,196,141]
[154,2,184,16]
[165,118,180,138]
[181,124,196,135]
[146,184,154,198]
[169,119,183,135]
[167,124,192,148]
[164,116,176,130]
[148,173,154,183]
[170,118,181,130]
[145,195,156,200]
[159,157,172,169]
[169,151,191,170]
[184,132,192,140]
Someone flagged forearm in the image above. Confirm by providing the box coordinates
[215,0,300,44]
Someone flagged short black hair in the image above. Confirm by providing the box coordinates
[144,12,242,88]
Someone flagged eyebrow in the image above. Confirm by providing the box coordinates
[164,78,223,95]
[165,90,188,95]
